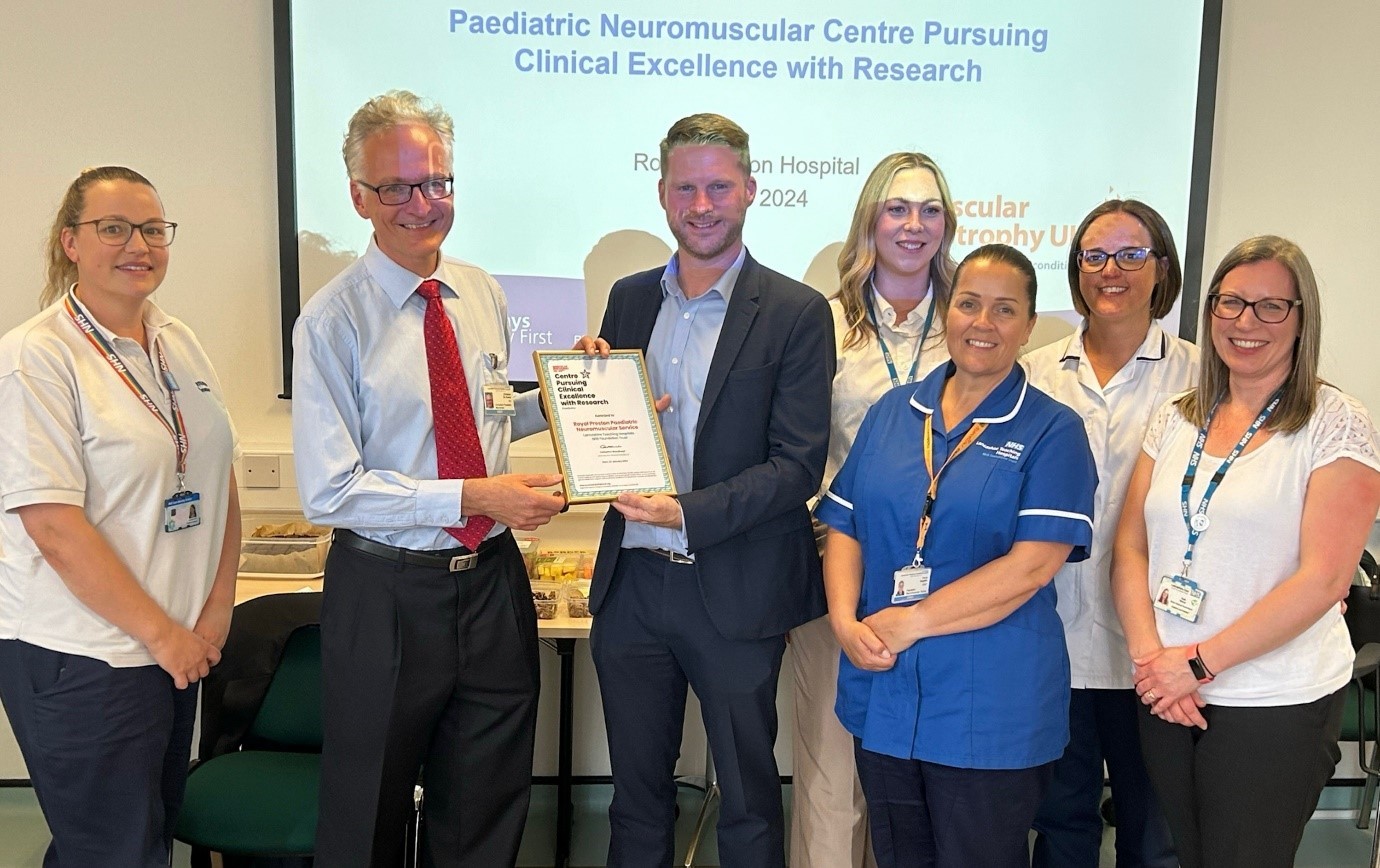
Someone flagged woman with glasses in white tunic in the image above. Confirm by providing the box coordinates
[0,167,239,867]
[1026,200,1196,868]
[1113,235,1380,868]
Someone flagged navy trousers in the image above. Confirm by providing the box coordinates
[0,638,197,868]
[591,547,788,867]
[1031,688,1176,867]
[854,740,1053,868]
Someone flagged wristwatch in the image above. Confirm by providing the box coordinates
[1188,645,1215,683]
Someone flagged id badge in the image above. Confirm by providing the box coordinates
[892,565,931,604]
[1153,575,1205,622]
[483,383,516,417]
[163,491,202,533]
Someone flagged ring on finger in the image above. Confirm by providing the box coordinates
[1145,690,1157,703]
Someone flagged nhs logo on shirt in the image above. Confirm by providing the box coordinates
[976,440,1026,462]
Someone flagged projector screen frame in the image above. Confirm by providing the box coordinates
[271,0,1224,399]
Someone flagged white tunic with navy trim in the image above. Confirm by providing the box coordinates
[816,362,1097,769]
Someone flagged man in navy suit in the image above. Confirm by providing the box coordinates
[583,113,834,867]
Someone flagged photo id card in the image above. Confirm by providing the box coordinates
[483,383,516,417]
[163,491,202,533]
[892,565,932,604]
[1153,575,1204,622]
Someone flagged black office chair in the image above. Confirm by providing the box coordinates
[1342,549,1380,868]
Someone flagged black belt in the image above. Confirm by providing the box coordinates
[640,547,695,565]
[334,528,509,573]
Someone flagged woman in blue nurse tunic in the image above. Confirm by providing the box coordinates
[816,244,1098,868]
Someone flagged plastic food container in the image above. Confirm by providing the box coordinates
[530,580,562,620]
[563,579,592,619]
[238,511,332,579]
[516,536,540,578]
[532,549,594,582]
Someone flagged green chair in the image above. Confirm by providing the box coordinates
[1343,550,1380,868]
[176,625,323,859]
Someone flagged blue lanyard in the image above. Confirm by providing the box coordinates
[864,279,936,388]
[1179,390,1282,576]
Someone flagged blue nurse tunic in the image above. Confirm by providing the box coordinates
[816,362,1097,770]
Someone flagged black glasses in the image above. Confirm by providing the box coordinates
[1076,246,1156,273]
[355,177,453,206]
[1208,293,1301,324]
[70,218,177,248]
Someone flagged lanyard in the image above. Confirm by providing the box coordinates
[914,414,989,563]
[1178,390,1281,576]
[64,291,189,489]
[865,279,936,388]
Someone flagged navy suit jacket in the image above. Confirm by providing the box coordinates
[589,252,835,640]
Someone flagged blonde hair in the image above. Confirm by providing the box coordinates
[659,113,750,177]
[342,90,454,180]
[1177,235,1322,434]
[835,153,958,351]
[42,166,156,308]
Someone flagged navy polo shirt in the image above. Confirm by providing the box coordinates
[816,362,1097,769]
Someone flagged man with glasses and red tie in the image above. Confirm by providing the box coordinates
[292,90,565,868]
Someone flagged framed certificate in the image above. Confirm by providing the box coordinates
[533,350,677,504]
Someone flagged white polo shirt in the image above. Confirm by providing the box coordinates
[0,296,239,667]
[1024,321,1198,688]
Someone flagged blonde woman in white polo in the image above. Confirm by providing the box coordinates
[0,167,239,867]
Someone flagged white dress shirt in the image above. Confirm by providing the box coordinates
[0,297,240,666]
[1023,320,1198,688]
[292,238,545,550]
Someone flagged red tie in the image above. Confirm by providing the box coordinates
[417,279,494,549]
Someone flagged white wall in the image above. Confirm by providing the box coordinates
[1,0,1377,777]
[1204,0,1380,414]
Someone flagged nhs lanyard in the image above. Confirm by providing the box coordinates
[1178,391,1281,577]
[864,279,936,388]
[64,291,189,489]
[913,415,988,565]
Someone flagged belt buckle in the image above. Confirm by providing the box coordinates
[448,553,479,572]
[656,548,693,565]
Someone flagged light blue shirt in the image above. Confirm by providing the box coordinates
[292,238,545,550]
[622,248,746,555]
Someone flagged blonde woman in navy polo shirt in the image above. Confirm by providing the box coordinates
[816,244,1098,868]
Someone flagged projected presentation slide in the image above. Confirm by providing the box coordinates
[284,0,1210,381]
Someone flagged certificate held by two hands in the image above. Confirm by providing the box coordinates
[534,350,677,504]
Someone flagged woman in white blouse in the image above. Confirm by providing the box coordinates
[790,152,958,868]
[1026,200,1195,868]
[1113,235,1380,868]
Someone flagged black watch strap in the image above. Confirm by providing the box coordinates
[1189,647,1215,683]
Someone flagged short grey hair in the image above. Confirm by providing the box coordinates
[342,90,454,180]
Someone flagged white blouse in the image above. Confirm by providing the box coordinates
[1142,385,1380,705]
[824,284,949,493]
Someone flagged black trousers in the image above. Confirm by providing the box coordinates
[1137,688,1345,868]
[0,639,197,868]
[591,547,788,867]
[314,532,540,868]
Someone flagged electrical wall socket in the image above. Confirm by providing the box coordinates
[242,454,281,489]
